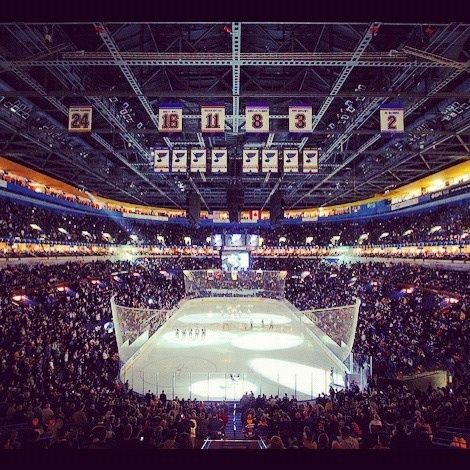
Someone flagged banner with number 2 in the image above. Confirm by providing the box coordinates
[380,107,404,133]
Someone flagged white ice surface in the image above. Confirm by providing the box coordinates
[122,297,346,401]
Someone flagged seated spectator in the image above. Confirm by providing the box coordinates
[162,428,178,449]
[332,426,360,449]
[267,435,285,449]
[371,432,391,449]
[302,427,317,449]
[317,433,330,449]
[255,416,270,440]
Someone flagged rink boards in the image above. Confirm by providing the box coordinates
[121,297,347,401]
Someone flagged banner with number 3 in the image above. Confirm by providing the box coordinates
[289,106,312,133]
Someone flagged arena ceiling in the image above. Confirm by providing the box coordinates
[0,22,469,210]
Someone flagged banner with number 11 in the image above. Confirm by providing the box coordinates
[201,105,225,133]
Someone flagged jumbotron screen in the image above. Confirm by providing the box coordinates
[221,250,250,271]
[224,234,245,247]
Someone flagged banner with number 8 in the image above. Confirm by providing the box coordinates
[245,105,270,133]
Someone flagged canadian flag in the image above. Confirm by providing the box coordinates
[249,210,260,220]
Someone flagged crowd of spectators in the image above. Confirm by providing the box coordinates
[0,255,469,449]
[0,172,100,210]
[0,198,212,247]
[266,259,469,382]
[238,384,470,449]
[0,197,468,251]
[0,171,185,218]
[258,203,469,247]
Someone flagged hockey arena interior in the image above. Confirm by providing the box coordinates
[0,20,469,452]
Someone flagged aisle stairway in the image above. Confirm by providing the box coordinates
[200,403,267,449]
[231,403,245,439]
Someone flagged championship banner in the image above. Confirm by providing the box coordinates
[289,105,313,133]
[171,149,187,173]
[303,148,319,173]
[201,105,225,133]
[283,149,299,173]
[211,148,228,173]
[242,148,259,173]
[68,106,92,132]
[380,106,404,133]
[261,149,279,172]
[158,104,183,132]
[190,148,207,173]
[245,105,270,133]
[153,148,170,172]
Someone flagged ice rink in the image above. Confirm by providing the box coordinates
[121,297,347,401]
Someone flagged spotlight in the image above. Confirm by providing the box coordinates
[223,25,232,34]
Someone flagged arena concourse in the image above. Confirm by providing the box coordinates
[0,17,469,454]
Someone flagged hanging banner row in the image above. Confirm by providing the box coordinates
[68,105,405,134]
[153,148,319,173]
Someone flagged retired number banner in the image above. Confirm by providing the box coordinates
[261,148,279,172]
[211,148,228,173]
[153,148,170,172]
[68,106,92,132]
[283,149,299,173]
[380,106,404,133]
[158,105,183,132]
[171,149,187,173]
[245,105,270,133]
[242,148,259,173]
[201,105,225,133]
[303,148,319,173]
[289,106,313,133]
[190,148,207,173]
